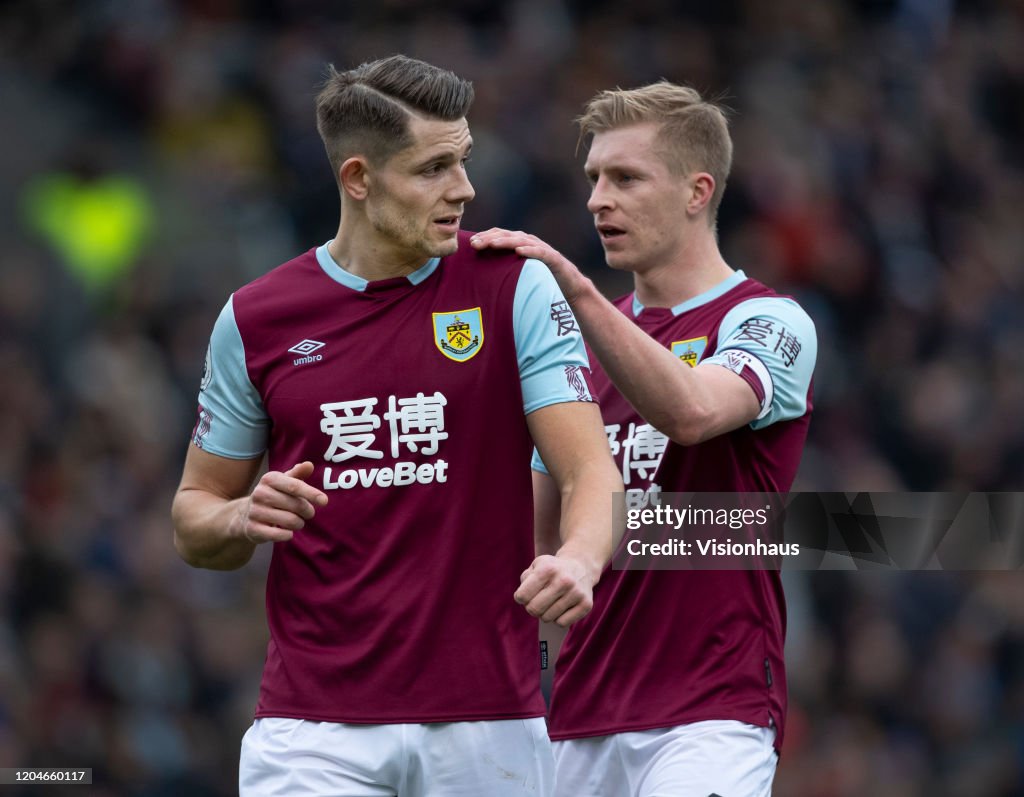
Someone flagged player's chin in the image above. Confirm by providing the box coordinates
[432,237,460,257]
[603,252,635,272]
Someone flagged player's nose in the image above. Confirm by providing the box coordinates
[448,168,475,204]
[587,177,613,214]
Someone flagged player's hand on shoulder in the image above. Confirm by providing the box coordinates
[469,227,564,266]
[239,461,328,544]
[470,228,588,303]
[471,227,541,251]
[515,552,597,628]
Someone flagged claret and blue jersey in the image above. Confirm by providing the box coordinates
[197,241,593,463]
[536,269,817,752]
[192,231,595,725]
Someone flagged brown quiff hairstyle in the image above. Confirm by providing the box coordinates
[577,81,733,225]
[316,54,474,182]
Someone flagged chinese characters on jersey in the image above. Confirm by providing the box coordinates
[549,301,579,337]
[607,421,668,509]
[319,392,450,490]
[735,318,802,368]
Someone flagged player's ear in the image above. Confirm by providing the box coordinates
[686,172,716,218]
[339,157,371,201]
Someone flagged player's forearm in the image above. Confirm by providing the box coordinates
[569,282,713,445]
[533,471,563,558]
[555,457,623,583]
[171,489,257,570]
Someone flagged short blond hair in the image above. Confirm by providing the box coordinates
[578,81,733,223]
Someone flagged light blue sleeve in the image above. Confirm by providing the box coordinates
[191,297,270,458]
[700,296,817,430]
[513,259,594,415]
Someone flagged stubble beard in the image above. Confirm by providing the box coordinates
[371,206,455,260]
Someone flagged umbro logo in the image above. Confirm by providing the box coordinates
[289,339,325,366]
[289,339,325,355]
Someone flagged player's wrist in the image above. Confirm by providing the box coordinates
[563,276,600,312]
[228,497,258,545]
[554,542,604,586]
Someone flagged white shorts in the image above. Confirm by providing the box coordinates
[552,720,777,797]
[239,716,554,797]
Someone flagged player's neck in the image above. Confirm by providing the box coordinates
[633,235,734,309]
[328,223,429,283]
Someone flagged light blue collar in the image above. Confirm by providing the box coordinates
[316,242,440,291]
[632,270,747,316]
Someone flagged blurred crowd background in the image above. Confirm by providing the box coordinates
[2,0,1023,794]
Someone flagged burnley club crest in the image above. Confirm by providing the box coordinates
[670,336,708,367]
[433,308,484,362]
